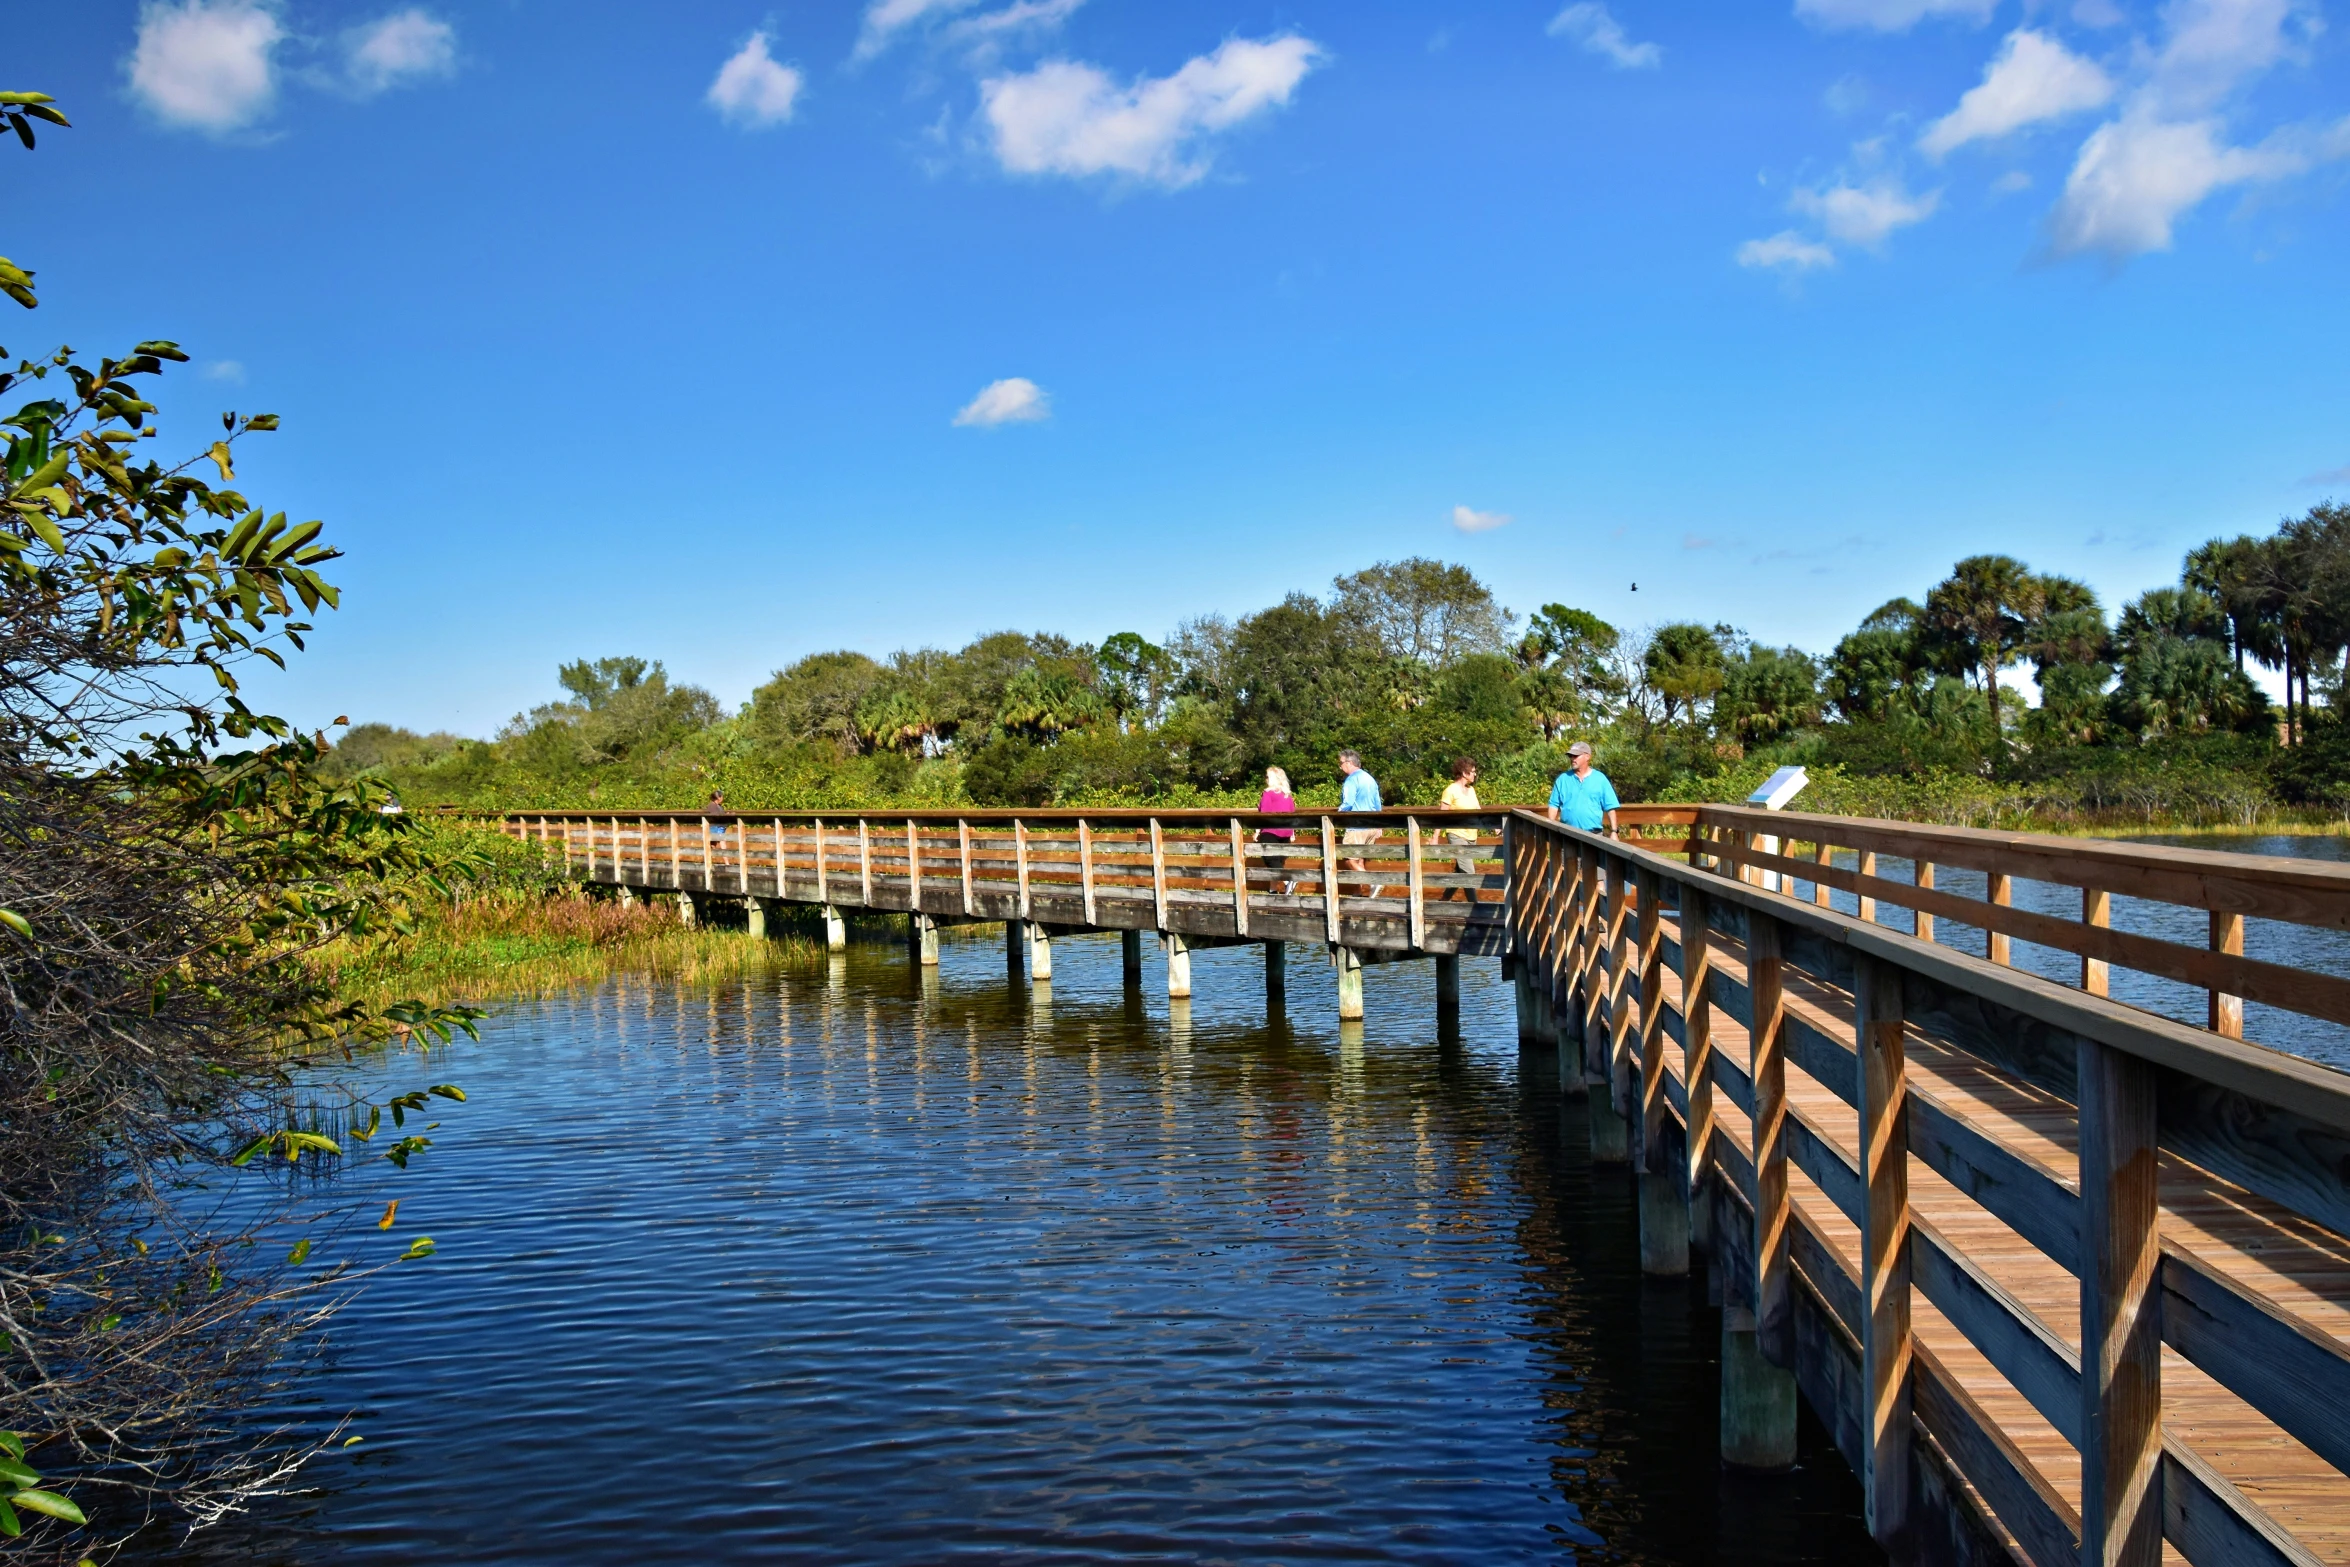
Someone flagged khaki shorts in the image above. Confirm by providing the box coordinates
[1342,826,1382,846]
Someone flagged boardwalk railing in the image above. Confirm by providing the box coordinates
[481,808,1512,954]
[1514,808,2350,1567]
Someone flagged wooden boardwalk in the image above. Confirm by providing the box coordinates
[484,803,2350,1566]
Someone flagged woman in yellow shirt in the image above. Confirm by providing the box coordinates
[1439,758,1481,889]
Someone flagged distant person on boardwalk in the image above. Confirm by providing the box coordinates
[1338,750,1383,891]
[1545,742,1619,834]
[1256,766,1297,894]
[1439,757,1482,887]
[706,790,730,847]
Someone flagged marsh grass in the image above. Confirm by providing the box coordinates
[319,889,819,1011]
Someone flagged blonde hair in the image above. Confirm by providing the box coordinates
[1264,766,1292,793]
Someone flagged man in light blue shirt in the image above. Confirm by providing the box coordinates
[1338,750,1383,888]
[1546,741,1620,833]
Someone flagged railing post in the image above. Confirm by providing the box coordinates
[1578,843,1607,1084]
[1853,951,1912,1548]
[1319,817,1341,944]
[906,818,922,911]
[2209,911,2244,1038]
[1679,882,1714,1251]
[770,816,783,898]
[1149,818,1168,929]
[1724,905,1798,1470]
[1227,818,1249,937]
[1596,855,1636,1163]
[1078,819,1096,925]
[2079,1036,2162,1567]
[1016,819,1032,920]
[668,815,680,889]
[1406,816,1425,951]
[2084,886,2109,996]
[815,818,829,905]
[1987,872,2012,965]
[1812,839,1833,908]
[958,818,975,916]
[1636,866,1686,1275]
[1914,860,1934,943]
[1856,848,1877,924]
[858,819,872,905]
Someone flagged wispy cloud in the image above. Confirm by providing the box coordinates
[1451,505,1512,534]
[954,377,1050,426]
[709,32,804,128]
[979,34,1324,188]
[2301,463,2350,487]
[1793,0,1995,31]
[1736,230,1836,271]
[1920,29,2114,157]
[202,359,246,383]
[856,0,1084,62]
[2045,0,2344,262]
[345,9,455,96]
[1791,176,1940,247]
[128,0,282,133]
[1547,4,1661,69]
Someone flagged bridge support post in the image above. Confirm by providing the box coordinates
[1265,940,1286,1008]
[1162,932,1191,999]
[1122,930,1143,986]
[1435,954,1459,1022]
[1007,919,1025,974]
[909,912,938,967]
[1513,968,1540,1044]
[746,898,768,940]
[1333,945,1364,1021]
[1030,924,1053,982]
[821,905,847,952]
[676,891,697,928]
[1720,1305,1798,1470]
[617,884,636,910]
[1588,1089,1631,1163]
[1638,1161,1689,1276]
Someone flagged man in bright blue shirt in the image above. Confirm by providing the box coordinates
[1546,742,1620,832]
[1338,750,1383,889]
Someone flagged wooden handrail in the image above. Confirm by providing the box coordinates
[1510,810,2350,1565]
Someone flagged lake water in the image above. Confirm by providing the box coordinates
[153,931,1881,1566]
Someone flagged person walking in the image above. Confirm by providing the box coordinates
[1545,742,1619,834]
[1338,750,1383,893]
[1256,766,1297,894]
[1439,756,1482,890]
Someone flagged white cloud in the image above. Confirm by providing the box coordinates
[1547,4,1662,69]
[1791,177,1941,246]
[708,32,804,128]
[1793,0,1996,31]
[1737,230,1837,270]
[2299,462,2350,486]
[2042,0,2335,261]
[1920,29,2115,157]
[1451,505,1512,533]
[2045,111,2305,256]
[202,359,246,382]
[128,0,282,133]
[346,9,455,95]
[857,0,1082,60]
[980,35,1324,188]
[954,377,1050,426]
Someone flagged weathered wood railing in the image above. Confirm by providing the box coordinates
[1514,807,2350,1567]
[479,808,1512,955]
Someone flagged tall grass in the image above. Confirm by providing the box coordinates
[318,888,817,1011]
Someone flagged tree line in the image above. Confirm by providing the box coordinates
[347,511,2350,820]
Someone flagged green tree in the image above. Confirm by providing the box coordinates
[1228,593,1389,761]
[1095,631,1173,730]
[748,650,884,753]
[1719,645,1820,744]
[1331,558,1509,668]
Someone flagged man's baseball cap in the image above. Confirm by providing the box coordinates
[1568,741,1593,757]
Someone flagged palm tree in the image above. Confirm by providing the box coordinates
[1922,556,2052,767]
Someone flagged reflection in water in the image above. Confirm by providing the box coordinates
[153,933,1880,1566]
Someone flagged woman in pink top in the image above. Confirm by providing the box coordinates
[1255,766,1296,893]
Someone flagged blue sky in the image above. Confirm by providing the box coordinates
[14,0,2350,732]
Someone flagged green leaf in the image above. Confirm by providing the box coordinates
[0,93,54,106]
[399,1237,436,1261]
[0,1432,25,1462]
[15,448,69,493]
[0,1460,39,1488]
[10,1489,88,1525]
[0,1494,19,1536]
[0,909,29,938]
[429,1083,466,1102]
[286,1237,311,1265]
[229,1135,271,1167]
[244,413,279,431]
[10,117,34,152]
[25,512,63,556]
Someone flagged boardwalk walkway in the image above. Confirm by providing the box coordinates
[482,804,2350,1567]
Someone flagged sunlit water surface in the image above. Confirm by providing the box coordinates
[153,931,1883,1566]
